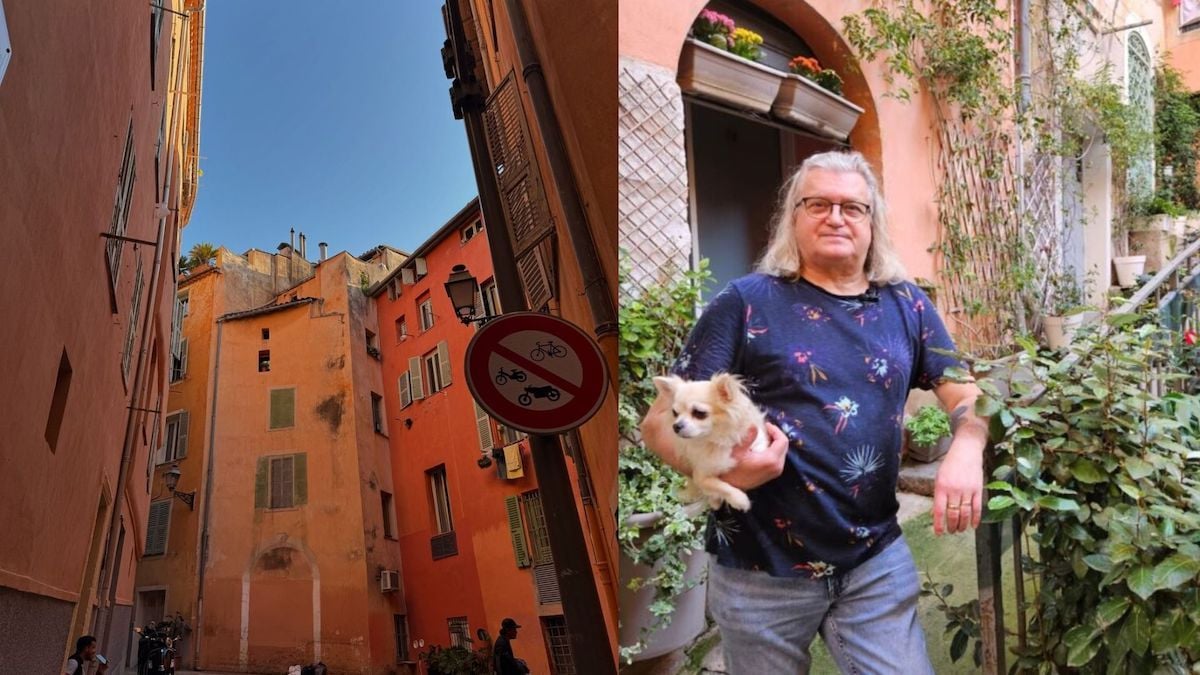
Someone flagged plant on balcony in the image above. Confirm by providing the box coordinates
[618,256,711,662]
[788,55,844,95]
[691,8,735,50]
[728,27,764,62]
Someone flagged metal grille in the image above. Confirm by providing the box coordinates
[394,615,409,662]
[1126,32,1154,203]
[542,616,576,675]
[431,531,458,560]
[483,73,554,257]
[447,616,469,648]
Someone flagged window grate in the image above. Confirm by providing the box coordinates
[542,616,576,675]
[447,616,470,648]
[431,531,458,560]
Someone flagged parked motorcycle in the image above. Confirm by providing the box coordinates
[134,624,178,675]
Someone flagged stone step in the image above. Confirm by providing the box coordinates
[897,457,942,497]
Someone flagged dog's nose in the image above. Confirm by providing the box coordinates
[672,421,684,434]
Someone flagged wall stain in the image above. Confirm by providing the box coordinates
[326,354,345,370]
[315,392,346,434]
[258,548,293,571]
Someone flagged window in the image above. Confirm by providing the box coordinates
[107,121,136,293]
[122,258,145,379]
[418,296,434,331]
[258,350,271,373]
[150,1,165,89]
[371,392,385,435]
[394,615,410,662]
[423,341,452,394]
[145,500,171,556]
[178,291,190,317]
[1126,32,1154,203]
[461,224,476,243]
[399,371,413,408]
[395,316,408,342]
[366,329,379,358]
[542,616,577,675]
[481,279,501,318]
[388,281,397,301]
[155,105,166,200]
[448,617,470,648]
[261,328,269,340]
[162,411,189,463]
[170,338,188,382]
[269,388,295,429]
[254,453,307,509]
[1183,1,1200,30]
[427,466,453,534]
[498,422,526,447]
[45,349,73,451]
[382,491,397,539]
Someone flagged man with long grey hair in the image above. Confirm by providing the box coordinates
[642,150,987,673]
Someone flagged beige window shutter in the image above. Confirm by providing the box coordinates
[409,356,424,399]
[399,371,412,408]
[474,400,493,453]
[437,340,453,387]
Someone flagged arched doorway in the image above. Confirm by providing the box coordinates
[242,543,320,670]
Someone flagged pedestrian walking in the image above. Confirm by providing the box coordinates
[492,617,529,674]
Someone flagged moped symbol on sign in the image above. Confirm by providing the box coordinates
[465,312,609,434]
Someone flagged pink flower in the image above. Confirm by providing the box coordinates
[1185,329,1197,345]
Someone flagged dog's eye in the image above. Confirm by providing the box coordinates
[692,410,709,420]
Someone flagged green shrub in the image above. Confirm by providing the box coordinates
[905,405,951,447]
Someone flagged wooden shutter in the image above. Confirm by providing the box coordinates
[504,495,532,568]
[409,357,424,400]
[179,339,188,378]
[399,371,412,408]
[145,501,170,555]
[176,410,189,459]
[254,457,268,509]
[483,74,554,257]
[294,453,307,505]
[475,401,493,452]
[518,247,552,311]
[437,341,452,387]
[270,388,295,428]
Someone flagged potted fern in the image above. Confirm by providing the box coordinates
[904,405,951,463]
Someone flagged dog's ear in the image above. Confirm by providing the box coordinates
[653,376,679,398]
[712,373,742,403]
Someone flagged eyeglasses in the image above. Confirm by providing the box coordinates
[796,197,871,223]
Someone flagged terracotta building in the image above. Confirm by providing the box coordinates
[367,200,604,673]
[0,1,205,672]
[442,1,621,666]
[133,241,410,674]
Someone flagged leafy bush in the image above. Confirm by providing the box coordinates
[423,644,492,675]
[905,405,951,447]
[976,312,1200,673]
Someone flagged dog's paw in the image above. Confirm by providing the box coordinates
[726,491,752,512]
[678,483,701,504]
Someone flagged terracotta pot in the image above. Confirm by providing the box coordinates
[1044,314,1085,350]
[677,38,783,114]
[1113,255,1146,287]
[771,74,864,141]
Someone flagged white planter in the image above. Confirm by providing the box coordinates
[1174,216,1188,240]
[1113,255,1146,287]
[619,507,708,661]
[1044,313,1085,350]
[772,74,865,141]
[678,38,783,114]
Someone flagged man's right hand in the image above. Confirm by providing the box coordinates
[721,423,789,490]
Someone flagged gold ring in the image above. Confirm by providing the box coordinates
[947,505,961,511]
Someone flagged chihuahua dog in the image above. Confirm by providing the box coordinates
[653,373,768,511]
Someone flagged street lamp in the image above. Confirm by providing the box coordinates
[443,264,483,325]
[163,463,196,510]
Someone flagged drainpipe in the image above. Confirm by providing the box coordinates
[193,319,224,667]
[443,2,614,671]
[501,0,617,341]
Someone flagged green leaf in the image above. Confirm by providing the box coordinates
[1035,496,1079,511]
[1150,610,1190,653]
[1151,554,1200,593]
[950,630,969,662]
[1064,624,1101,667]
[1069,459,1106,483]
[1095,596,1131,628]
[1106,313,1142,327]
[1127,565,1155,601]
[1083,553,1113,574]
[1124,456,1154,480]
[1123,603,1151,656]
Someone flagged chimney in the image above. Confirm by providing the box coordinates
[319,242,328,262]
[299,233,307,260]
[289,227,295,252]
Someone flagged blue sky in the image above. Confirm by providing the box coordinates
[183,1,477,259]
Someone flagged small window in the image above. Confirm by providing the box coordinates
[394,615,410,662]
[178,291,190,317]
[366,329,379,358]
[372,392,386,435]
[395,316,408,342]
[427,465,453,534]
[150,2,165,89]
[45,350,73,451]
[162,410,189,463]
[170,338,188,382]
[448,616,470,648]
[543,615,576,674]
[145,500,171,556]
[269,388,295,429]
[423,351,444,394]
[382,491,397,539]
[255,453,306,509]
[262,328,270,340]
[418,296,434,332]
[481,279,501,318]
[258,350,271,372]
[269,456,295,509]
[388,281,397,301]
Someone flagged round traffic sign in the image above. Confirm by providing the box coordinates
[465,312,609,434]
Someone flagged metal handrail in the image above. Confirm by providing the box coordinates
[976,233,1200,674]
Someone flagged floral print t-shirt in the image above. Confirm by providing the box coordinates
[671,273,962,578]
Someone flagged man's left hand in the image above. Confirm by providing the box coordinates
[932,442,983,535]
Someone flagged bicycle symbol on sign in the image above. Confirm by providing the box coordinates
[529,340,568,361]
[494,367,527,385]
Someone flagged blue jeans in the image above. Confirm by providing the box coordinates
[707,536,933,674]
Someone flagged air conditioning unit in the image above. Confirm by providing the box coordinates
[380,569,400,593]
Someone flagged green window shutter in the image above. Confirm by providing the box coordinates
[145,500,171,555]
[437,340,452,387]
[294,453,307,505]
[409,357,424,400]
[504,495,531,568]
[270,388,295,429]
[254,457,268,509]
[474,401,493,453]
[177,410,189,458]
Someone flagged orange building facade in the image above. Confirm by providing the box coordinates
[369,201,606,673]
[134,242,411,674]
[0,1,205,672]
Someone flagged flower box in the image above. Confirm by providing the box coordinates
[772,74,865,141]
[678,38,783,114]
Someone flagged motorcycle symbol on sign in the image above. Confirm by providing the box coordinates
[517,385,560,406]
[494,367,527,385]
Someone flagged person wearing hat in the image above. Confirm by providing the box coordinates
[493,618,529,674]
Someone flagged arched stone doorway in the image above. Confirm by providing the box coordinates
[240,541,321,671]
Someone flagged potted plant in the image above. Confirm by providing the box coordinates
[772,54,864,141]
[1112,210,1147,287]
[904,405,951,463]
[678,10,783,113]
[618,256,712,663]
[1043,268,1088,350]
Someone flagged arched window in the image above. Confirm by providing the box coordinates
[1126,32,1154,202]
